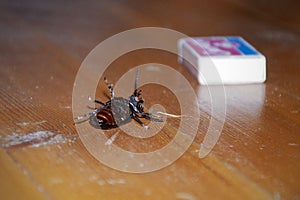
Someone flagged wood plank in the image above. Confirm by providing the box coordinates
[0,148,45,199]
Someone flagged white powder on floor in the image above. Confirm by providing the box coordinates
[0,130,76,148]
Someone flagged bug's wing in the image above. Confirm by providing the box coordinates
[142,112,164,122]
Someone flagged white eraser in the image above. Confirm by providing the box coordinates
[178,36,266,85]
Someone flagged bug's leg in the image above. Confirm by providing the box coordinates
[74,112,93,124]
[132,114,149,129]
[94,99,105,105]
[142,112,164,122]
[104,77,115,99]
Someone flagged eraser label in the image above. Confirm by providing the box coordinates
[186,37,260,56]
[178,36,266,85]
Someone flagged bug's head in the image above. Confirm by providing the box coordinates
[131,89,145,113]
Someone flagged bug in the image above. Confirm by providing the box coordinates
[74,69,163,129]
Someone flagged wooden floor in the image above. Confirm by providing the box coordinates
[0,0,299,199]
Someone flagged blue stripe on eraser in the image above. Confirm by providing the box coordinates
[226,37,260,55]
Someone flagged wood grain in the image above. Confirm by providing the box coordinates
[0,0,299,199]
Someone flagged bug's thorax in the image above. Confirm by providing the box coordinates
[106,97,132,126]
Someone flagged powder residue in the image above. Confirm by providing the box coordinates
[176,192,196,200]
[0,130,76,148]
[16,120,47,126]
[105,131,120,146]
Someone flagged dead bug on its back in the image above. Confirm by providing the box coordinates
[75,69,163,129]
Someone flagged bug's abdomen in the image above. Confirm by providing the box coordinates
[89,106,116,129]
[97,108,115,125]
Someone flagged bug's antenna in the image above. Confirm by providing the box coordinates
[134,68,139,91]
